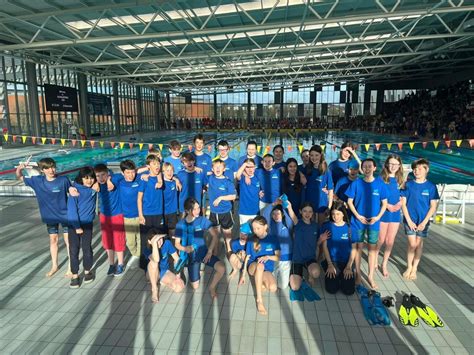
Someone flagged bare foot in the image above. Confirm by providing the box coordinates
[256,300,267,316]
[409,269,417,280]
[382,264,389,279]
[368,277,379,290]
[209,286,217,301]
[46,267,59,278]
[151,288,159,303]
[402,268,412,280]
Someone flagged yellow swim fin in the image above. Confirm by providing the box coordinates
[410,294,444,328]
[399,294,419,327]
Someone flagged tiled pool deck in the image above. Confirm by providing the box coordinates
[0,196,472,354]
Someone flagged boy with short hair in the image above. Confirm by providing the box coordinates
[16,157,72,278]
[94,164,126,276]
[193,134,213,175]
[346,158,388,289]
[138,155,165,270]
[118,159,142,268]
[162,162,180,237]
[238,140,262,168]
[207,159,237,253]
[216,140,237,181]
[164,140,183,173]
[177,152,207,214]
[401,159,439,281]
[256,154,282,211]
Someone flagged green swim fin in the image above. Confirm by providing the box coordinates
[410,294,444,328]
[301,281,321,301]
[289,287,304,302]
[398,294,419,327]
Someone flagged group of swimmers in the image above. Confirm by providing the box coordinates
[16,134,439,315]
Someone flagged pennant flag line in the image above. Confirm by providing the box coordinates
[119,142,125,149]
[409,142,415,150]
[3,134,9,142]
[433,141,439,149]
[387,143,392,150]
[139,143,144,150]
[41,137,47,144]
[364,144,370,151]
[455,140,462,147]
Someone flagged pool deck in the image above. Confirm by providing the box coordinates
[0,196,473,355]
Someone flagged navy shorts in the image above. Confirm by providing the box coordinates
[46,223,68,235]
[187,249,220,282]
[248,259,275,273]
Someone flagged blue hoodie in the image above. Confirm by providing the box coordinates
[67,183,97,229]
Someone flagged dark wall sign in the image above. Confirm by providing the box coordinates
[87,92,112,115]
[44,84,78,112]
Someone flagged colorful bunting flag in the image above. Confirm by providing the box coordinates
[397,143,403,151]
[298,145,303,153]
[158,144,163,151]
[422,141,427,149]
[375,143,381,151]
[22,136,27,144]
[99,141,104,148]
[41,137,47,144]
[287,146,292,152]
[31,137,37,144]
[110,142,115,148]
[12,135,17,143]
[3,134,8,142]
[321,144,325,151]
[81,140,86,147]
[51,138,56,145]
[364,144,370,151]
[455,140,462,147]
[445,140,451,148]
[433,141,439,149]
[60,138,66,146]
[148,144,154,151]
[139,143,144,150]
[387,143,392,150]
[119,142,125,149]
[90,141,95,148]
[129,143,134,149]
[257,145,262,153]
[71,139,77,147]
[470,139,474,148]
[409,142,415,150]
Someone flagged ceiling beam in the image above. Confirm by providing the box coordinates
[50,33,471,69]
[0,5,472,51]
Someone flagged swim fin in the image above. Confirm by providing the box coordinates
[371,292,391,326]
[398,294,419,327]
[301,281,321,301]
[289,287,304,302]
[358,286,375,325]
[410,294,444,328]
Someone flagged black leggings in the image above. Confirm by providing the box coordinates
[68,223,94,275]
[322,261,355,295]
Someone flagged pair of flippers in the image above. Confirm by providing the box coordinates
[357,285,391,326]
[289,281,321,302]
[398,294,444,328]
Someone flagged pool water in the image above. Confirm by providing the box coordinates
[0,130,473,185]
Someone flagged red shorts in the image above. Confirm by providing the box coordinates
[100,214,126,252]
